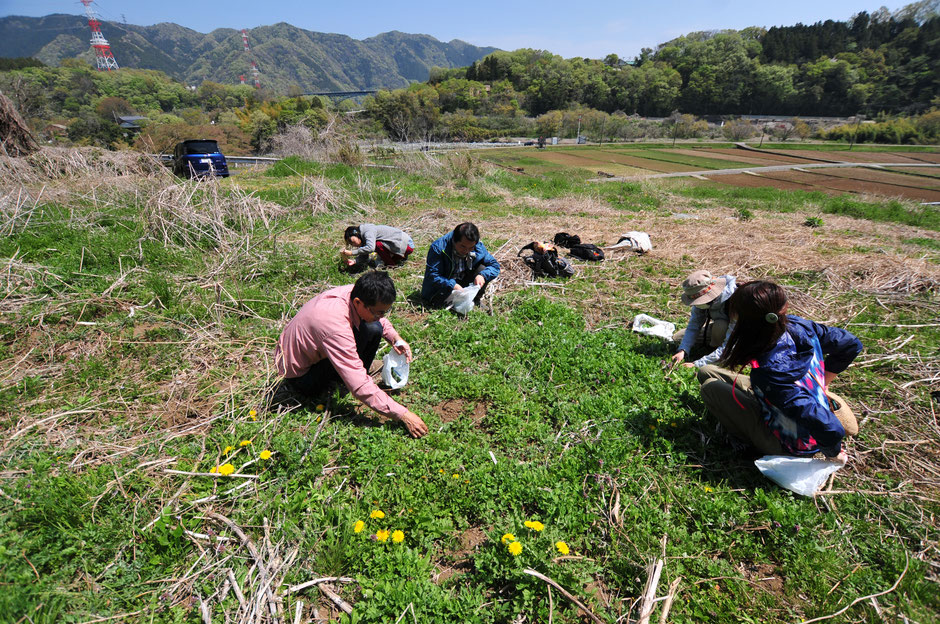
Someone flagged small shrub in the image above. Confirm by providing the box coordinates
[803,216,824,228]
[735,207,754,221]
[334,140,364,166]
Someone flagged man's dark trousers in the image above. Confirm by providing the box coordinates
[286,320,383,397]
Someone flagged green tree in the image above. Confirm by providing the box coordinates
[366,85,441,142]
[722,118,757,140]
[535,110,563,137]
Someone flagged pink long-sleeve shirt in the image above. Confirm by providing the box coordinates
[275,285,407,419]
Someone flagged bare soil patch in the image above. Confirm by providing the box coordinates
[804,167,940,190]
[529,151,649,177]
[589,150,694,173]
[890,166,940,179]
[765,171,940,202]
[708,148,815,164]
[798,151,938,164]
[665,148,781,167]
[740,561,786,597]
[433,526,487,585]
[706,173,814,192]
[433,398,487,425]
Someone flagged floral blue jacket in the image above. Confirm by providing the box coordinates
[750,316,862,457]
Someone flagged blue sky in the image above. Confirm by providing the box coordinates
[1,0,920,59]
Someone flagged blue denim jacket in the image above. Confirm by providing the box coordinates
[420,231,500,303]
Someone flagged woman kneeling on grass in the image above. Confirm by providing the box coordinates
[697,280,861,465]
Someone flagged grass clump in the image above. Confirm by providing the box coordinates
[821,196,940,230]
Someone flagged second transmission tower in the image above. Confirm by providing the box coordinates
[241,29,261,89]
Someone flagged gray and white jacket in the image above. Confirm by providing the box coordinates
[354,224,415,258]
[678,274,737,368]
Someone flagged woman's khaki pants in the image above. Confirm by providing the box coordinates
[697,365,785,455]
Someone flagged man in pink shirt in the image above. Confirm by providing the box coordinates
[275,272,428,438]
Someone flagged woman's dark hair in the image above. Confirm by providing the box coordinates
[453,222,479,244]
[351,271,396,306]
[720,280,789,370]
[344,226,361,245]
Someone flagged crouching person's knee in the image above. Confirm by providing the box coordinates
[697,364,723,386]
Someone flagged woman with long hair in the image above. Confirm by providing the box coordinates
[697,281,862,464]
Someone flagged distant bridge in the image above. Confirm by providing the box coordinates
[304,90,378,99]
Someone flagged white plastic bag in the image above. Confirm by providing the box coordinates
[754,455,842,497]
[610,231,652,253]
[631,314,676,340]
[381,346,410,390]
[445,285,481,315]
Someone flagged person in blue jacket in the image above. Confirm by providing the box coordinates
[697,280,861,464]
[421,222,501,308]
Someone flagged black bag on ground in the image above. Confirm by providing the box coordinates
[568,243,605,261]
[518,242,575,278]
[553,232,581,248]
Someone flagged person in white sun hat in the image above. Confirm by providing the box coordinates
[670,269,737,368]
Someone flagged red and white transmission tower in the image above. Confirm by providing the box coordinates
[240,29,261,89]
[79,0,119,71]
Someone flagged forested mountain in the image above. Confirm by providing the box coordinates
[449,5,938,117]
[0,14,497,93]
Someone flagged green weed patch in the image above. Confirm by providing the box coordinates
[1,152,937,623]
[821,196,940,230]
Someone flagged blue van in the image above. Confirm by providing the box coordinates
[172,139,230,178]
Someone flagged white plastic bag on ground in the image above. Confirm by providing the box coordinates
[754,455,842,497]
[631,314,676,340]
[445,285,481,315]
[381,343,410,390]
[609,231,652,253]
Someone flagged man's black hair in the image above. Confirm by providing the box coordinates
[351,270,397,307]
[453,222,479,244]
[344,226,361,244]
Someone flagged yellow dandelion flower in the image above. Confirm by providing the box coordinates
[392,530,404,544]
[209,466,218,473]
[452,473,460,479]
[376,529,390,542]
[223,445,235,455]
[249,409,257,417]
[524,520,545,532]
[439,468,445,473]
[555,541,570,555]
[508,541,522,556]
[259,450,272,460]
[370,510,385,520]
[353,520,365,533]
[218,463,235,476]
[501,533,516,544]
[704,486,714,493]
[239,440,252,447]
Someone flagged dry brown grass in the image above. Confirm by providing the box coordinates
[143,178,282,251]
[0,146,169,189]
